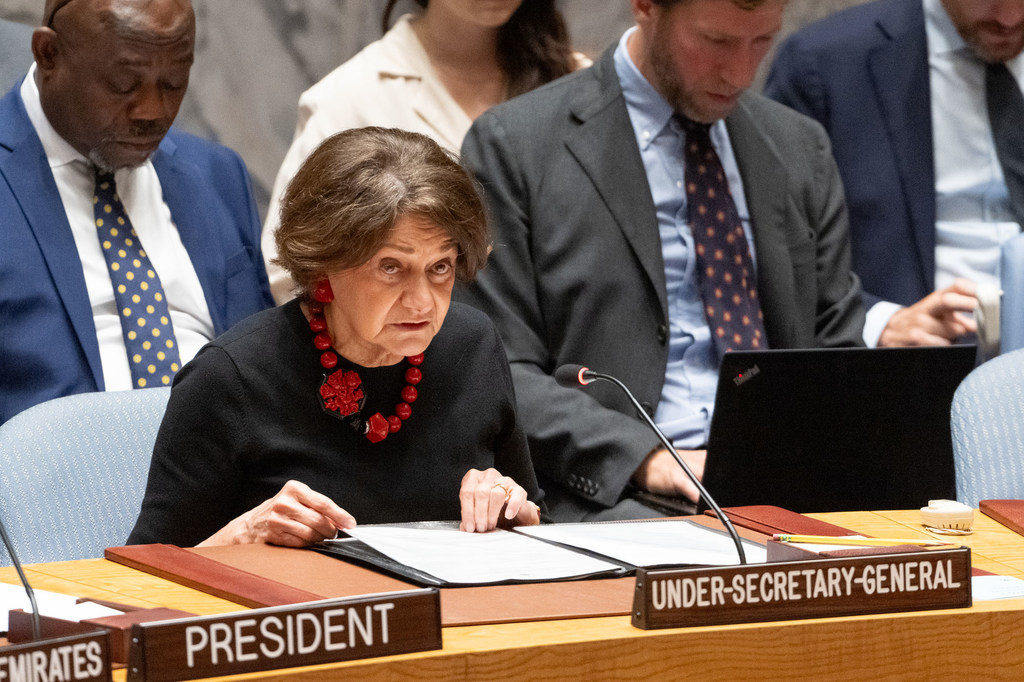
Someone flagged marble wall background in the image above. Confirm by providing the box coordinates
[1,0,869,221]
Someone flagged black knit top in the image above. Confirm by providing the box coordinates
[128,300,539,546]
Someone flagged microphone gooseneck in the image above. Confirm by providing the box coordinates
[0,517,41,640]
[555,364,747,564]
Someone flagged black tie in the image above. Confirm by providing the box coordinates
[985,61,1024,230]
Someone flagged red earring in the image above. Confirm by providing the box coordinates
[312,279,334,303]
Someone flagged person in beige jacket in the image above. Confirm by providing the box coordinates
[262,0,583,303]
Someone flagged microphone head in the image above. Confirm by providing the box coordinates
[554,364,593,387]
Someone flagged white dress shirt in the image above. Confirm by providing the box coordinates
[614,28,757,448]
[863,0,1023,345]
[926,0,1022,290]
[21,65,214,391]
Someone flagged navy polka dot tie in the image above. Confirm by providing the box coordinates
[679,116,768,356]
[93,169,181,388]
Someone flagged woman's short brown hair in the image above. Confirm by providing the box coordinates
[274,127,490,299]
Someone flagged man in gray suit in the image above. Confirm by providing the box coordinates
[0,19,34,94]
[458,0,865,521]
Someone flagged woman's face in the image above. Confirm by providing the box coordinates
[426,0,525,30]
[324,215,459,367]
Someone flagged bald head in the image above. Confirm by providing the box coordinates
[33,0,195,170]
[43,0,192,29]
[42,0,194,49]
[43,0,74,26]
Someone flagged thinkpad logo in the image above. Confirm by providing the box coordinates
[732,364,760,386]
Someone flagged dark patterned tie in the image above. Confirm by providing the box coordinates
[986,61,1024,230]
[93,169,182,388]
[678,115,768,355]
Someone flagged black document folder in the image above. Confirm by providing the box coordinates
[313,518,763,587]
[313,521,628,587]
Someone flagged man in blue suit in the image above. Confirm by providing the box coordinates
[766,0,1024,348]
[0,0,273,424]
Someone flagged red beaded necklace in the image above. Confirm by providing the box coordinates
[307,301,423,443]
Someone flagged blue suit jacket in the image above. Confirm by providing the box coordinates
[0,84,273,424]
[765,0,935,309]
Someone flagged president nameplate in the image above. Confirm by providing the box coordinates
[632,547,971,629]
[127,588,441,681]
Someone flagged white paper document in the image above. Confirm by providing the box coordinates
[517,519,766,567]
[0,582,121,631]
[344,525,623,585]
[341,519,764,586]
[972,575,1024,601]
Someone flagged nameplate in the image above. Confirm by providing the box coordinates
[126,589,441,681]
[632,547,971,629]
[0,629,111,682]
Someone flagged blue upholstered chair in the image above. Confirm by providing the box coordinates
[0,388,170,566]
[951,348,1024,507]
[1002,232,1024,354]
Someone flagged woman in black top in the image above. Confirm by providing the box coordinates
[128,127,540,547]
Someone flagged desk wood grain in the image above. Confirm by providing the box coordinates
[4,510,1024,681]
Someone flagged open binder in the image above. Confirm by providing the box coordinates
[313,518,767,587]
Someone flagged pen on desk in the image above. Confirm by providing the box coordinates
[772,534,952,547]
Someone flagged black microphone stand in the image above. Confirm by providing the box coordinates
[0,517,41,640]
[580,369,747,565]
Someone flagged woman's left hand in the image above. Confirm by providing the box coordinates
[458,468,540,532]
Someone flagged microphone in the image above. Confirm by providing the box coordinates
[0,517,42,640]
[554,364,747,564]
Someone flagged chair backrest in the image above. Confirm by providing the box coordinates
[0,387,170,566]
[1002,232,1024,354]
[951,348,1024,507]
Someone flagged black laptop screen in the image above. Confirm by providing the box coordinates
[700,346,976,513]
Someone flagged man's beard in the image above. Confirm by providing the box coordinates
[647,27,694,119]
[962,20,1024,63]
[88,121,169,172]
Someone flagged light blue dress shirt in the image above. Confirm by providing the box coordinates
[864,0,1023,345]
[613,29,757,448]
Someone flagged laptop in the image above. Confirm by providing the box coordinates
[698,345,977,514]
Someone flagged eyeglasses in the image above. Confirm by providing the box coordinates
[44,0,79,29]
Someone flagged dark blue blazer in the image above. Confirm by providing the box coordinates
[0,84,273,424]
[765,0,935,309]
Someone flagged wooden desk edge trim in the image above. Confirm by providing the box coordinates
[104,544,324,609]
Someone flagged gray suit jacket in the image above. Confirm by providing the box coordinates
[458,46,865,521]
[0,19,33,96]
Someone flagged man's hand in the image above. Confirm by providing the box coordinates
[631,448,706,503]
[879,278,978,347]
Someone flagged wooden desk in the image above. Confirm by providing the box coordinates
[5,510,1024,681]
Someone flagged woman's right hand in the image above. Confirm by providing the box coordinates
[198,480,356,547]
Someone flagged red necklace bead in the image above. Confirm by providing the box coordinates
[310,306,422,443]
[313,332,332,350]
